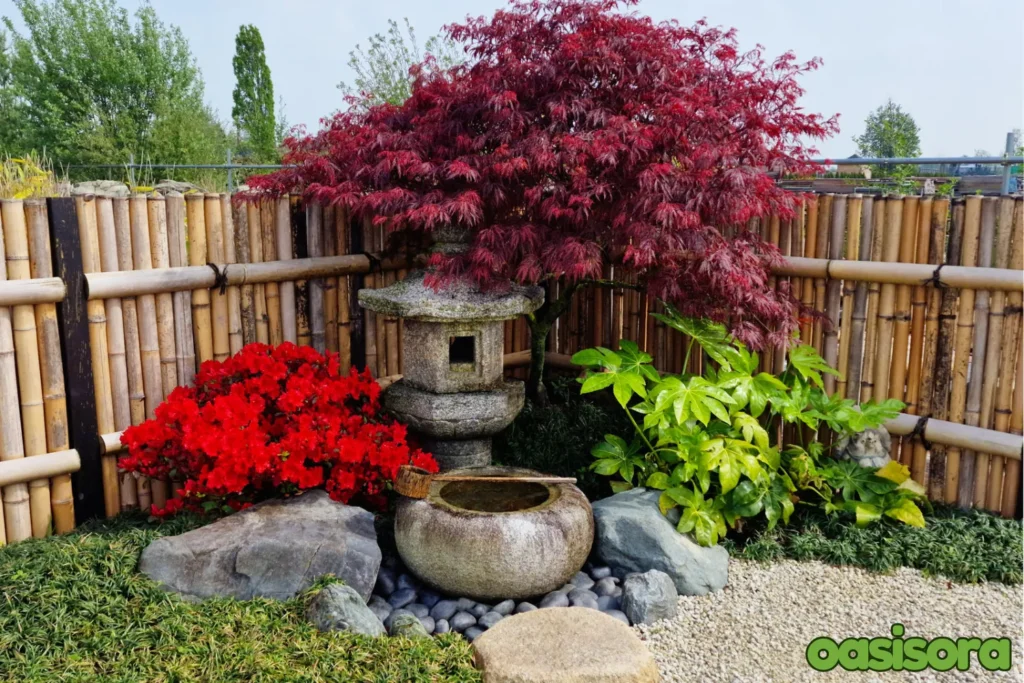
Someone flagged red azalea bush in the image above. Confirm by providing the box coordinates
[120,343,437,517]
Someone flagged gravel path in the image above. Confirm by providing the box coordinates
[635,559,1022,682]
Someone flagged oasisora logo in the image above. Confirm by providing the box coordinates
[806,624,1013,673]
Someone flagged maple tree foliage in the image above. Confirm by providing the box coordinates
[250,0,837,387]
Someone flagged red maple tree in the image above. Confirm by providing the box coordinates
[250,0,837,401]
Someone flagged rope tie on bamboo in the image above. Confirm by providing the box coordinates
[206,263,228,295]
[907,415,933,451]
[823,259,834,281]
[363,252,382,274]
[922,263,947,289]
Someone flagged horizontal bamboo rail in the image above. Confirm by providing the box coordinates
[85,254,413,300]
[774,256,1023,292]
[0,449,80,488]
[0,277,65,305]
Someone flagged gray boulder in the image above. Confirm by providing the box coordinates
[306,584,386,636]
[621,570,678,625]
[139,490,381,601]
[389,612,431,638]
[72,180,130,198]
[592,488,728,595]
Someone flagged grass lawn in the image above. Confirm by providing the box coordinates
[0,514,480,683]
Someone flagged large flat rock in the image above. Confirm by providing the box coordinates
[139,490,381,601]
[472,607,659,682]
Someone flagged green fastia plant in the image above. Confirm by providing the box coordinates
[571,305,925,547]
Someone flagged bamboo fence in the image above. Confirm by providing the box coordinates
[0,191,1020,543]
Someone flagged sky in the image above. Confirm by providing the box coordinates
[2,0,1022,159]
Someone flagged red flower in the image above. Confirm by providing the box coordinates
[121,343,435,517]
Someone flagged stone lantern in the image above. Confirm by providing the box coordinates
[358,230,543,470]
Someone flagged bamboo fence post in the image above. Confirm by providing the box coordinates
[872,198,904,403]
[812,195,832,352]
[185,194,214,365]
[247,203,268,344]
[822,196,846,394]
[774,217,793,375]
[928,200,965,501]
[945,195,982,505]
[292,197,311,347]
[276,198,297,343]
[165,194,195,387]
[75,196,119,517]
[887,197,919,462]
[306,202,326,353]
[114,198,149,510]
[911,198,949,485]
[959,198,997,505]
[860,198,886,403]
[204,194,230,361]
[362,216,379,375]
[2,200,51,537]
[221,194,243,356]
[761,215,780,374]
[1005,351,1024,517]
[95,198,134,511]
[799,197,818,343]
[262,200,283,345]
[0,206,30,543]
[976,196,1014,510]
[383,227,399,376]
[374,223,389,374]
[790,202,806,341]
[997,198,1023,516]
[846,196,873,400]
[129,195,167,508]
[25,200,75,531]
[336,207,352,371]
[234,197,256,346]
[323,205,339,354]
[903,198,933,424]
[835,196,861,397]
[147,197,179,399]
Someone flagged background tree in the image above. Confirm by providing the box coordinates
[337,17,463,109]
[1,0,226,172]
[255,0,836,402]
[231,24,277,162]
[853,99,920,177]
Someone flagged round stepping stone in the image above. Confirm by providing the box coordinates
[472,607,658,682]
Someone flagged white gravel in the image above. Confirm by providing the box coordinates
[634,559,1023,682]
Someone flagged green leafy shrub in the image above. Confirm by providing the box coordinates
[571,306,921,546]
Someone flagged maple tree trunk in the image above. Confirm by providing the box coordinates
[525,282,583,406]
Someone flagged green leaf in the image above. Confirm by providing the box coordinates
[609,481,634,494]
[570,348,605,367]
[884,498,925,527]
[618,461,635,484]
[733,412,770,450]
[787,344,840,389]
[658,491,678,515]
[581,372,615,394]
[646,472,670,490]
[653,308,739,371]
[874,460,910,484]
[591,459,621,475]
[666,485,698,508]
[853,502,882,527]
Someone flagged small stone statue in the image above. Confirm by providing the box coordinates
[834,428,892,469]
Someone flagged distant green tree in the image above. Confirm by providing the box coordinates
[337,18,463,109]
[1,0,226,169]
[231,24,277,162]
[0,30,22,151]
[853,99,920,179]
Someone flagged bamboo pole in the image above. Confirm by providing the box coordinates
[790,201,806,343]
[860,198,886,403]
[960,198,997,505]
[945,195,982,505]
[872,198,904,403]
[0,449,80,488]
[204,194,230,362]
[835,196,859,396]
[911,198,949,485]
[2,201,51,537]
[306,203,326,353]
[147,197,179,399]
[323,205,339,354]
[0,279,64,305]
[293,197,311,348]
[247,202,268,345]
[75,196,119,517]
[24,200,75,531]
[336,207,351,371]
[774,216,792,375]
[1003,370,1023,517]
[362,216,378,375]
[976,197,1015,510]
[130,195,167,508]
[95,198,134,512]
[277,198,297,343]
[799,197,819,343]
[113,198,149,510]
[812,194,832,352]
[903,198,933,419]
[761,215,780,374]
[997,198,1024,516]
[234,197,256,346]
[846,196,873,400]
[383,224,399,376]
[185,194,214,365]
[888,197,919,462]
[374,222,388,375]
[262,200,283,345]
[774,257,1021,290]
[165,194,195,387]
[222,194,243,356]
[928,200,964,501]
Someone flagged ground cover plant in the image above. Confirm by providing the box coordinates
[120,343,438,517]
[0,513,480,683]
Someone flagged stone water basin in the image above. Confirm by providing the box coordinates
[394,466,593,601]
